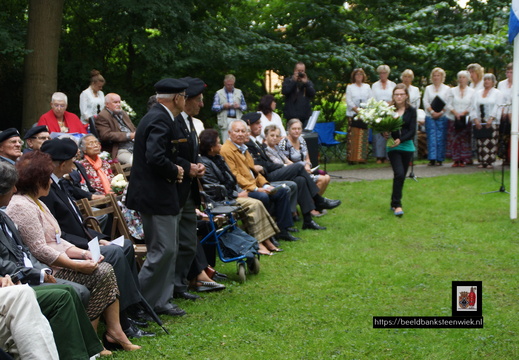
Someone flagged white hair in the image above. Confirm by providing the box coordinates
[156,93,176,99]
[51,92,68,104]
[228,119,247,132]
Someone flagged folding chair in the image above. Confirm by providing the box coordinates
[111,162,132,181]
[313,122,347,171]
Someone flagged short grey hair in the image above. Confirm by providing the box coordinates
[228,119,247,132]
[51,92,68,104]
[483,73,497,86]
[457,70,470,80]
[0,162,18,196]
[78,134,97,151]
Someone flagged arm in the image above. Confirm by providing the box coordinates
[239,93,247,112]
[396,107,417,143]
[144,120,179,181]
[281,77,298,97]
[346,85,356,112]
[220,147,257,191]
[304,80,316,99]
[79,90,91,120]
[211,92,223,113]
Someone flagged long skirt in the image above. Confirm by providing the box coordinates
[347,124,369,163]
[55,262,119,320]
[237,197,279,243]
[450,121,472,162]
[476,124,499,166]
[425,115,448,161]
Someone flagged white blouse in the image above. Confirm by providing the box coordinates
[446,86,475,121]
[470,81,484,92]
[79,87,105,123]
[471,88,504,124]
[408,85,421,110]
[371,80,396,103]
[345,83,372,117]
[497,79,512,113]
[423,83,451,116]
[257,111,286,141]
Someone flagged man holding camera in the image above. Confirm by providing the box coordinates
[282,62,316,128]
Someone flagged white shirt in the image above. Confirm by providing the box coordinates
[257,111,286,141]
[469,81,484,92]
[471,88,503,124]
[497,79,512,113]
[408,85,421,110]
[371,80,396,103]
[345,83,372,117]
[423,83,451,116]
[192,117,205,137]
[79,87,105,123]
[446,86,475,121]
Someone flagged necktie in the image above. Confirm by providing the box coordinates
[0,213,24,265]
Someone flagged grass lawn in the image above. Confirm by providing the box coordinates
[110,169,519,359]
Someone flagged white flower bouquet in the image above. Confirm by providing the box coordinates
[356,98,403,146]
[121,100,137,119]
[99,151,111,161]
[111,174,128,195]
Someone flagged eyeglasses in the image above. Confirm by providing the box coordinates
[394,93,407,97]
[85,141,100,147]
[177,93,188,99]
[32,136,51,141]
[52,104,66,109]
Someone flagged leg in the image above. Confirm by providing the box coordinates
[138,213,179,312]
[116,149,133,165]
[103,299,140,351]
[436,116,448,162]
[315,174,330,195]
[174,195,198,294]
[388,150,410,209]
[0,286,58,360]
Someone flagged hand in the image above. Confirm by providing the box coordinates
[224,103,232,109]
[257,187,271,193]
[0,275,15,287]
[189,163,198,178]
[238,191,248,198]
[254,165,264,174]
[75,260,98,275]
[233,102,241,109]
[475,122,482,130]
[99,239,111,246]
[486,121,492,128]
[44,273,57,283]
[176,165,184,183]
[130,132,135,140]
[391,139,401,147]
[304,163,312,173]
[196,163,206,178]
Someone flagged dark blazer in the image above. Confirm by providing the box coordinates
[0,211,47,285]
[126,103,190,215]
[40,180,106,250]
[245,139,284,176]
[199,155,240,200]
[173,113,201,207]
[392,106,417,143]
[95,108,136,159]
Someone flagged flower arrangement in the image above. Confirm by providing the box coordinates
[111,174,128,195]
[356,98,403,146]
[121,100,137,119]
[99,151,111,161]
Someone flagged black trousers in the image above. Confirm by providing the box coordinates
[388,150,414,208]
[267,162,318,214]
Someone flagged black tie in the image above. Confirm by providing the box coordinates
[0,212,24,265]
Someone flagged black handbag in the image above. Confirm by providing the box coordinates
[473,126,493,139]
[454,115,468,130]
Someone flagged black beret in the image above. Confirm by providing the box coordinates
[242,112,261,125]
[154,78,189,94]
[23,125,49,140]
[40,138,78,161]
[179,77,207,98]
[0,128,21,144]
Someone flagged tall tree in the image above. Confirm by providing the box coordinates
[22,0,64,132]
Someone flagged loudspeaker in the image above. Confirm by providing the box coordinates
[302,131,319,167]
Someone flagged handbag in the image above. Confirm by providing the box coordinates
[473,125,493,139]
[430,96,446,113]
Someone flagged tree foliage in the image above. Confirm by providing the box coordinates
[1,0,514,130]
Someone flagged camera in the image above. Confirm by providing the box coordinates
[297,72,305,78]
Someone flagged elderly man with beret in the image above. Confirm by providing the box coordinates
[126,78,190,316]
[0,129,22,165]
[23,125,50,153]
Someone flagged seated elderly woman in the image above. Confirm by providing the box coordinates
[6,151,140,353]
[279,118,331,195]
[78,134,115,194]
[37,92,87,134]
[199,129,282,255]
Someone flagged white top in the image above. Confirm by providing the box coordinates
[192,117,205,137]
[497,79,512,113]
[408,85,421,110]
[371,80,396,103]
[446,86,475,121]
[471,88,503,124]
[345,83,372,117]
[257,111,286,141]
[423,83,451,116]
[79,87,105,123]
[469,81,484,92]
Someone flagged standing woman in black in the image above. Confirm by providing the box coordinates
[385,84,417,217]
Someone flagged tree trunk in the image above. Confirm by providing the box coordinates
[22,0,64,133]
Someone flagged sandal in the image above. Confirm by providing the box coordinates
[258,250,275,256]
[486,165,493,169]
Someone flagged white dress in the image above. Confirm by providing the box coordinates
[471,88,503,124]
[423,84,451,116]
[371,80,396,103]
[446,86,475,121]
[79,87,105,123]
[257,111,286,141]
[408,85,421,110]
[345,83,372,117]
[497,79,512,114]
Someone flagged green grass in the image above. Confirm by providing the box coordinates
[110,171,519,359]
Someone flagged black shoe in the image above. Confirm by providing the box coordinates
[302,220,327,230]
[158,307,186,317]
[173,291,200,301]
[287,227,299,233]
[277,232,300,241]
[128,316,148,328]
[270,237,280,247]
[316,198,342,211]
[213,271,228,281]
[292,215,301,222]
[123,324,156,338]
